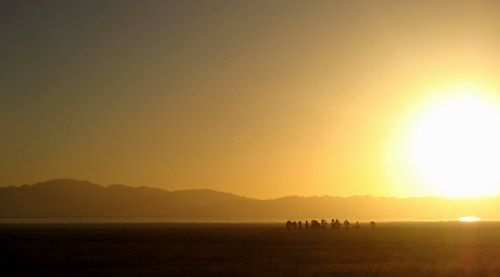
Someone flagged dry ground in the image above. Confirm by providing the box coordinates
[1,222,500,276]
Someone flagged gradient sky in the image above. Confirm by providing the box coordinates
[3,0,500,198]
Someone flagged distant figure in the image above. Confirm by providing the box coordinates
[298,221,302,230]
[370,221,376,229]
[305,220,309,230]
[335,219,340,229]
[344,219,350,230]
[331,219,335,229]
[321,219,327,230]
[286,220,292,231]
[292,221,297,230]
[355,221,359,229]
[310,220,322,230]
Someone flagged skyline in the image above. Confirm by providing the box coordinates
[3,1,500,198]
[3,178,500,220]
[6,177,500,200]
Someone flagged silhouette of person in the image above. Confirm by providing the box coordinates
[344,219,350,230]
[311,220,321,230]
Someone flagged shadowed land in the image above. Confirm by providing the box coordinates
[2,179,500,220]
[2,222,500,276]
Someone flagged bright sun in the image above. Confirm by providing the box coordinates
[413,94,500,197]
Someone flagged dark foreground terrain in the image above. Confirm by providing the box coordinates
[2,222,500,276]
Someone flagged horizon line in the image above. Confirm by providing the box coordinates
[3,178,499,201]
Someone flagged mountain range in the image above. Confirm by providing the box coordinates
[1,179,499,220]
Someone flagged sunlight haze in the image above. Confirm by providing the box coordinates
[3,0,500,198]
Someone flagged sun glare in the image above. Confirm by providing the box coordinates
[459,217,480,222]
[413,90,500,197]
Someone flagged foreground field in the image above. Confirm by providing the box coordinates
[1,222,500,276]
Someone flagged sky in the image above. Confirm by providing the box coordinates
[3,0,500,199]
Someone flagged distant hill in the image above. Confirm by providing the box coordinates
[1,179,499,220]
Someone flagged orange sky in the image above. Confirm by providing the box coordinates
[3,1,500,198]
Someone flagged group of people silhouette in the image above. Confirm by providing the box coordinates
[286,219,375,231]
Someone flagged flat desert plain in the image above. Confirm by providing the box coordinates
[1,222,500,276]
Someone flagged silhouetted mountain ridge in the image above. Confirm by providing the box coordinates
[1,179,499,219]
